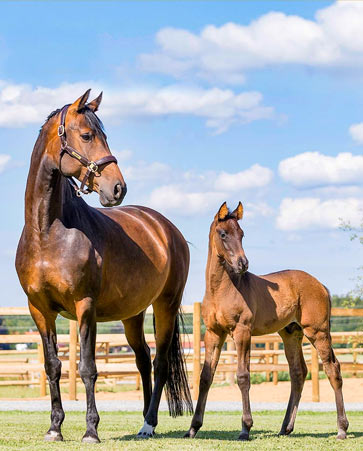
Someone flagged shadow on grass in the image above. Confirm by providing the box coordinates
[292,431,363,439]
[111,429,363,442]
[114,429,273,441]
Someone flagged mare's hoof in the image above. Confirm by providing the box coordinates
[184,428,196,438]
[238,432,249,441]
[82,434,101,444]
[137,421,155,439]
[337,431,347,440]
[44,431,63,442]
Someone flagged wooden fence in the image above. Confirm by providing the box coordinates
[0,305,362,403]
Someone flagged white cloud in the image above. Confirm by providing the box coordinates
[349,122,363,144]
[140,2,363,84]
[0,80,275,132]
[215,164,273,191]
[276,197,363,231]
[124,161,172,182]
[0,154,10,173]
[278,152,363,188]
[145,162,274,216]
[148,184,226,215]
[112,149,133,162]
[148,184,274,218]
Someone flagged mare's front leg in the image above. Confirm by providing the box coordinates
[29,301,65,441]
[234,324,253,441]
[184,329,226,438]
[76,298,100,443]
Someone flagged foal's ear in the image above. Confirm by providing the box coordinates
[231,201,243,221]
[87,92,103,112]
[217,202,229,221]
[70,89,91,112]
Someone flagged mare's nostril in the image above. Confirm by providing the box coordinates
[114,183,122,199]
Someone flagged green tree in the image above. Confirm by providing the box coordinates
[340,216,363,304]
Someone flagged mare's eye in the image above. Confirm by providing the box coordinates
[220,232,227,239]
[81,133,92,142]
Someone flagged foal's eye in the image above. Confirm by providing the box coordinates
[81,133,92,142]
[220,232,227,239]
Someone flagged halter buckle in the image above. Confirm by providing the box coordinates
[58,125,65,137]
[87,161,99,173]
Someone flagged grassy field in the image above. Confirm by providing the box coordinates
[0,411,361,450]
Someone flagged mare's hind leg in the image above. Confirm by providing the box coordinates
[184,329,226,438]
[123,312,152,417]
[28,302,65,441]
[304,327,349,439]
[137,297,180,438]
[278,323,307,436]
[75,298,100,444]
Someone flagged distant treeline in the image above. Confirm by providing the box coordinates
[330,295,363,332]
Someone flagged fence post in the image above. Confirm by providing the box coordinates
[69,320,78,401]
[193,302,201,401]
[38,341,47,396]
[311,345,320,402]
[266,342,271,382]
[273,341,279,385]
[226,340,235,385]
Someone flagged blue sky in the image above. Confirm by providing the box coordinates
[0,1,362,306]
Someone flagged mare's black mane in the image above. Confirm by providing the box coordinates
[41,106,106,139]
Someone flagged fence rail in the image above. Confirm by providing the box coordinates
[0,305,362,403]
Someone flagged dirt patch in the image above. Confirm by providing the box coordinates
[27,377,362,403]
[3,377,361,404]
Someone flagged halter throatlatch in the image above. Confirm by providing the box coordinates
[58,105,118,197]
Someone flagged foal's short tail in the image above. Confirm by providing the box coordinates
[154,310,194,417]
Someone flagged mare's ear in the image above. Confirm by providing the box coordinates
[231,201,243,221]
[87,92,103,112]
[70,89,91,113]
[217,202,229,221]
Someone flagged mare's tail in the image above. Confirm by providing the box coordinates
[153,310,194,417]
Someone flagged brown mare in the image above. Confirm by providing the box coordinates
[15,90,192,443]
[185,202,349,441]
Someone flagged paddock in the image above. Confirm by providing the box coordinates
[0,410,362,450]
[0,305,361,403]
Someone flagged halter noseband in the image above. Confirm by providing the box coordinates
[58,105,118,197]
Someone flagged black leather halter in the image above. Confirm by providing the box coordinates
[58,105,118,197]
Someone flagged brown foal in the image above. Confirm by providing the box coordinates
[185,202,348,441]
[16,90,192,443]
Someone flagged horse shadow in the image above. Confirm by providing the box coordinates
[112,428,363,442]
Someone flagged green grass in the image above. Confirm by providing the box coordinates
[0,411,361,450]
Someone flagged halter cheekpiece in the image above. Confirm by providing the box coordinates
[58,105,118,197]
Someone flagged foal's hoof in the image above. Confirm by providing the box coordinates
[137,421,155,439]
[238,432,249,441]
[82,434,101,444]
[278,427,293,436]
[44,431,63,442]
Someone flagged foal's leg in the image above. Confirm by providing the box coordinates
[123,312,152,417]
[304,327,349,439]
[75,298,100,443]
[137,300,179,437]
[185,329,226,438]
[278,323,307,436]
[29,302,65,441]
[234,324,253,441]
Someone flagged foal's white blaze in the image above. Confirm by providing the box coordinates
[137,421,154,438]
